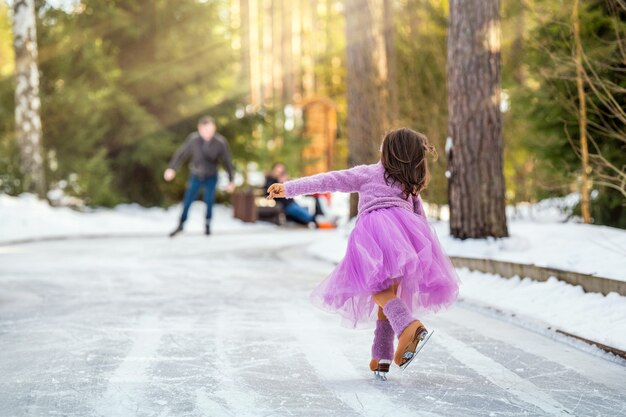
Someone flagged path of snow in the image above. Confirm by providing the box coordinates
[2,193,625,281]
[1,231,624,416]
[0,193,270,243]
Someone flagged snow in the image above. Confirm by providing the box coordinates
[2,192,625,354]
[0,193,271,243]
[1,232,625,415]
[306,194,626,282]
[433,220,626,280]
[457,268,626,351]
[9,191,623,282]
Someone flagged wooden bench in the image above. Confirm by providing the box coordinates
[232,188,285,225]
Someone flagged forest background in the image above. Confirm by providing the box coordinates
[0,0,624,228]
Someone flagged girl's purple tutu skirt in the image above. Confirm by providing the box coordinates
[311,207,459,327]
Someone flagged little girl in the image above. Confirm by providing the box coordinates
[267,128,459,379]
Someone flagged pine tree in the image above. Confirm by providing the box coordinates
[344,0,392,216]
[447,0,508,238]
[520,0,626,227]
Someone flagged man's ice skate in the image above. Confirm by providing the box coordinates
[169,223,183,238]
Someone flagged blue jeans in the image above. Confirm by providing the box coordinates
[180,175,218,223]
[284,202,315,225]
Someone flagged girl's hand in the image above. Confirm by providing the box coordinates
[267,183,286,199]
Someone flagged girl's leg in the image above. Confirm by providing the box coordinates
[370,307,394,378]
[372,286,396,308]
[370,285,399,377]
[373,285,428,368]
[377,306,387,320]
[376,283,399,319]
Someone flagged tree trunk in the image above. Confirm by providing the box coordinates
[383,0,397,126]
[281,0,294,104]
[344,0,391,217]
[572,0,591,224]
[12,0,46,198]
[301,0,316,98]
[240,0,252,103]
[261,0,273,104]
[447,0,508,238]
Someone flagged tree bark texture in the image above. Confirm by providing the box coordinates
[344,0,391,216]
[12,0,46,198]
[447,0,508,238]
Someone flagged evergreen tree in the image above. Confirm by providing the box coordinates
[0,2,22,196]
[518,0,626,227]
[1,0,244,207]
[447,0,508,238]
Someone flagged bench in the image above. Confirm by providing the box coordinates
[232,188,285,225]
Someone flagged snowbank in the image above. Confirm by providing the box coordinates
[432,220,626,281]
[3,192,624,282]
[458,268,626,352]
[308,215,626,282]
[0,193,270,243]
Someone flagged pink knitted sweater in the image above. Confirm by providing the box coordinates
[283,161,426,217]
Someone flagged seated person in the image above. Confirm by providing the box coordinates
[265,162,318,228]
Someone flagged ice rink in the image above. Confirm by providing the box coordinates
[1,230,624,416]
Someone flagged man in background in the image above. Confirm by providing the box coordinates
[164,116,235,237]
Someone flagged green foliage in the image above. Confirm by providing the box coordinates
[1,0,623,230]
[0,0,249,207]
[0,4,22,195]
[510,0,626,226]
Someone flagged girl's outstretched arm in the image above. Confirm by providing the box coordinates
[269,164,372,199]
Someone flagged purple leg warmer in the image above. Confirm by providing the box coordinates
[371,319,394,361]
[382,298,415,338]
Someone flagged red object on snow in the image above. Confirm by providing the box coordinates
[312,192,332,206]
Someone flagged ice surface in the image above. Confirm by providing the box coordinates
[1,231,624,416]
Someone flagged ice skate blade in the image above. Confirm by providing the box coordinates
[399,329,434,371]
[373,371,388,381]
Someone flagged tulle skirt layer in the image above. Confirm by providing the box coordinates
[311,207,460,327]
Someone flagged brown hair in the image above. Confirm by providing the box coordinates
[380,128,437,198]
[198,115,215,125]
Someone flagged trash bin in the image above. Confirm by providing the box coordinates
[232,189,257,223]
